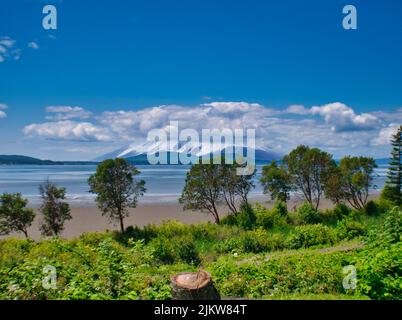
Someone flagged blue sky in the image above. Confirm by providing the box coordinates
[0,0,401,160]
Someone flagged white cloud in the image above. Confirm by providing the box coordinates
[284,104,311,115]
[0,37,20,62]
[22,101,399,158]
[310,102,380,132]
[371,123,401,146]
[27,41,39,50]
[45,106,92,120]
[0,104,8,118]
[23,120,112,142]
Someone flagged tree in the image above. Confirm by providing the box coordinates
[283,145,336,210]
[179,163,223,223]
[260,160,292,203]
[88,158,146,232]
[323,166,345,205]
[39,180,72,236]
[338,156,377,210]
[221,162,255,215]
[0,193,35,238]
[382,125,402,206]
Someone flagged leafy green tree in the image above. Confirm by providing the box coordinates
[0,193,35,238]
[338,156,377,210]
[179,163,223,223]
[260,160,292,203]
[88,158,146,232]
[221,162,255,215]
[283,145,336,210]
[382,125,402,206]
[39,180,72,236]
[323,166,345,205]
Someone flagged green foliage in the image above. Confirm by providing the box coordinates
[234,202,257,230]
[337,156,377,210]
[179,162,255,223]
[333,203,352,219]
[297,203,321,225]
[382,125,401,206]
[0,193,35,238]
[209,249,357,298]
[88,158,146,232]
[39,180,71,236]
[354,242,402,300]
[149,234,200,265]
[254,203,287,229]
[0,208,399,300]
[287,224,335,249]
[283,145,336,210]
[260,161,292,202]
[364,200,380,216]
[335,218,366,240]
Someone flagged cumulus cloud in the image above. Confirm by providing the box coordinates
[0,36,18,62]
[0,104,8,118]
[23,121,112,142]
[371,123,401,146]
[45,106,92,120]
[284,104,311,115]
[310,102,380,132]
[27,41,39,50]
[22,101,399,158]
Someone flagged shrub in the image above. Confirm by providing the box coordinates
[274,200,288,216]
[241,228,270,253]
[113,225,157,244]
[297,203,321,224]
[364,200,380,216]
[156,220,190,238]
[254,203,287,229]
[355,242,402,300]
[335,218,366,240]
[333,203,352,219]
[236,203,257,230]
[287,224,335,249]
[148,235,200,265]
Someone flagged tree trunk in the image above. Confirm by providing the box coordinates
[171,271,221,300]
[119,217,125,233]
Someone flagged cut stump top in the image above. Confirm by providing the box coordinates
[171,271,211,290]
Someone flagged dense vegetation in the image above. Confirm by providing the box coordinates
[0,132,401,300]
[0,200,400,300]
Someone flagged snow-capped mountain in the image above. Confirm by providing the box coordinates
[94,140,281,164]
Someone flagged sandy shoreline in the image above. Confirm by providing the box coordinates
[2,194,379,240]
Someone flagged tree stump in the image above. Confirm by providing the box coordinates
[170,271,221,300]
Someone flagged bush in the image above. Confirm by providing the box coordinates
[236,202,257,230]
[364,200,380,216]
[287,224,335,249]
[335,218,366,240]
[273,201,288,217]
[220,203,257,230]
[333,203,352,219]
[155,220,190,238]
[297,203,321,224]
[113,225,157,244]
[355,242,402,299]
[254,203,287,229]
[148,235,200,265]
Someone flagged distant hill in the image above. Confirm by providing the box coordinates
[95,141,282,164]
[0,155,98,165]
